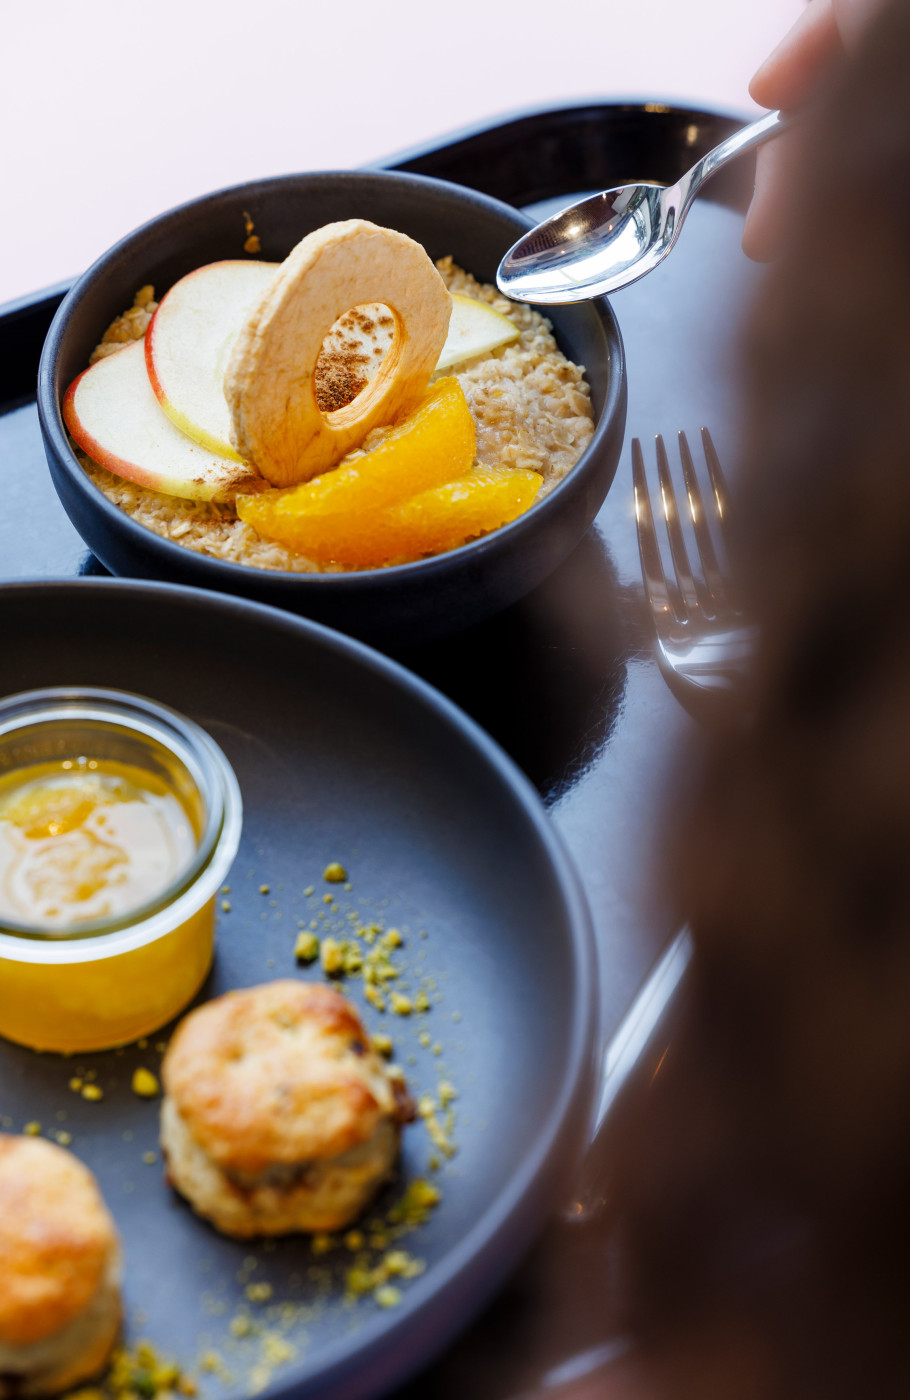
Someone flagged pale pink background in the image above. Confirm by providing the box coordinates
[2,0,802,305]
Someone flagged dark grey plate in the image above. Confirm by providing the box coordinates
[0,578,597,1400]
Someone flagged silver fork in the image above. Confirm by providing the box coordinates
[632,428,755,701]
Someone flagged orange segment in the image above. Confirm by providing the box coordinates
[237,375,542,568]
[259,466,541,568]
[381,467,542,565]
[236,376,475,548]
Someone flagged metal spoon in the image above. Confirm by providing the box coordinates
[496,109,785,305]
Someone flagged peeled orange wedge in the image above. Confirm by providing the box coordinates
[299,467,542,568]
[237,376,474,545]
[236,375,542,567]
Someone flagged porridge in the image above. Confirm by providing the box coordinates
[72,245,595,573]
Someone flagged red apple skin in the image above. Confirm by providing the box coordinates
[63,364,169,495]
[62,342,259,501]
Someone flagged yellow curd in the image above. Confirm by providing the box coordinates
[0,689,242,1053]
[0,760,197,930]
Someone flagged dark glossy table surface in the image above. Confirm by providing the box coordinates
[0,102,763,1400]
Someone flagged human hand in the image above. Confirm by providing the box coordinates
[743,0,884,260]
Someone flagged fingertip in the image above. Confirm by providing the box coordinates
[748,0,841,110]
[749,54,778,109]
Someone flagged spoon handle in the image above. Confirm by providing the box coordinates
[687,109,786,196]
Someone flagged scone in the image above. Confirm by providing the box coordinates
[0,1137,121,1397]
[160,980,415,1237]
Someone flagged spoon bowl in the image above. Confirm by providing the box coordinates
[498,109,784,305]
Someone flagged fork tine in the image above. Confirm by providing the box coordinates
[633,438,680,624]
[654,434,705,615]
[677,430,727,614]
[700,426,733,526]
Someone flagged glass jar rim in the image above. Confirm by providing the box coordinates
[0,686,242,961]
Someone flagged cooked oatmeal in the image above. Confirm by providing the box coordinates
[79,258,595,573]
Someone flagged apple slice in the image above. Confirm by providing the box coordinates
[146,260,278,458]
[63,341,259,502]
[435,293,520,371]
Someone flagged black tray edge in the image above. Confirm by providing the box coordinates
[0,98,756,352]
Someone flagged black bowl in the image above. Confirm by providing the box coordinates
[38,171,626,648]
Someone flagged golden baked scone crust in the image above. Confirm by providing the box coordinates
[161,980,400,1175]
[224,220,452,486]
[0,1137,119,1348]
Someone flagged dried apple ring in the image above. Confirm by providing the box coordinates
[225,220,452,487]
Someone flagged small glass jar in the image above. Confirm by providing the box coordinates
[0,687,242,1052]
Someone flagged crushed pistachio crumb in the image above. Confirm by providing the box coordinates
[344,1265,375,1298]
[417,1095,455,1157]
[221,900,231,913]
[259,885,270,895]
[387,1178,442,1226]
[320,937,344,976]
[55,1130,73,1146]
[69,1077,83,1092]
[365,984,386,1011]
[374,1284,402,1308]
[245,1282,273,1304]
[24,1121,41,1136]
[82,1084,104,1102]
[142,1151,158,1165]
[99,1340,187,1399]
[303,885,315,897]
[294,931,320,963]
[343,943,363,974]
[261,1332,295,1365]
[389,993,413,1016]
[131,1068,160,1099]
[371,1032,393,1056]
[323,862,347,883]
[384,1249,425,1278]
[198,1349,230,1378]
